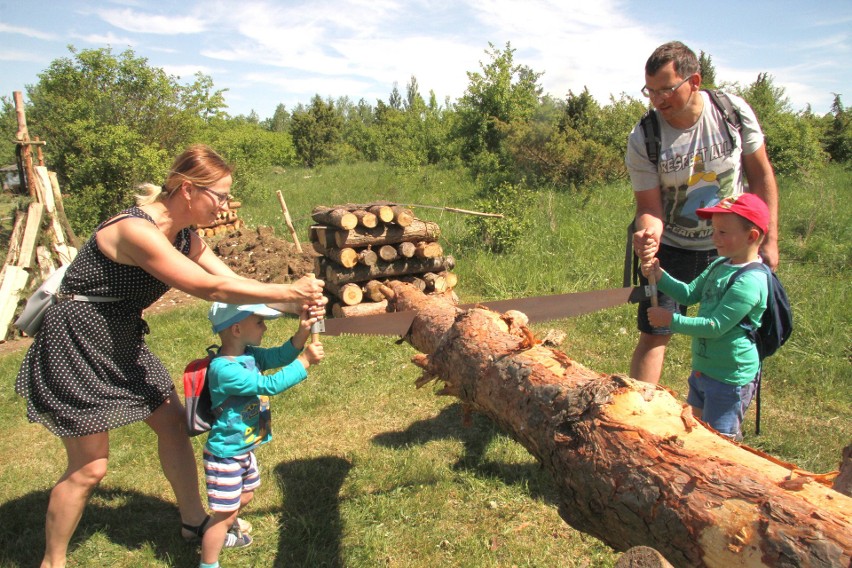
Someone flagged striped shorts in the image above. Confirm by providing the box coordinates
[203,450,261,512]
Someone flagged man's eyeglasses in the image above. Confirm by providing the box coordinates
[195,184,232,206]
[641,75,693,99]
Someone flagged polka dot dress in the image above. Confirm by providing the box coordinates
[15,207,192,437]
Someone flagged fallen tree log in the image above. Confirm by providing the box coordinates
[385,282,852,568]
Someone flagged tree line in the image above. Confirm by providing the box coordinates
[2,43,850,240]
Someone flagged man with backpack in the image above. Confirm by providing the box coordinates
[625,40,779,385]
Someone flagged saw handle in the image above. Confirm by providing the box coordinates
[307,272,323,344]
[648,272,659,308]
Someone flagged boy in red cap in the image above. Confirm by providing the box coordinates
[641,193,770,440]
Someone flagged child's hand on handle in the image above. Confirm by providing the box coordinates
[298,340,325,370]
[293,304,325,350]
[640,258,663,282]
[647,307,673,328]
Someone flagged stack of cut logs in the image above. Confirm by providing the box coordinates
[194,199,243,237]
[310,202,457,317]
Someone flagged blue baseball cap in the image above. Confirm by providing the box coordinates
[208,302,282,333]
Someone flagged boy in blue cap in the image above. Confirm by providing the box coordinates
[200,302,324,568]
[641,193,771,441]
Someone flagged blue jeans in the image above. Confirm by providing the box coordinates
[686,371,758,440]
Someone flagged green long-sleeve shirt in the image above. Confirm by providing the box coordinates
[205,339,307,458]
[657,259,768,385]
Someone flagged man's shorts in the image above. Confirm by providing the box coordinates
[686,371,758,441]
[637,244,717,335]
[204,450,261,512]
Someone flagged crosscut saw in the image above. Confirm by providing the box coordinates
[272,286,648,337]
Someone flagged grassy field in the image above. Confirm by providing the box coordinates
[0,163,849,567]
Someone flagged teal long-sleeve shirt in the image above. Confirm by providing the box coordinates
[205,339,307,458]
[657,259,768,385]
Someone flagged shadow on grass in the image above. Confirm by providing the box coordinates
[371,402,560,504]
[273,456,352,568]
[0,487,202,568]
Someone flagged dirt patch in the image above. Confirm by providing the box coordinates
[1,226,316,353]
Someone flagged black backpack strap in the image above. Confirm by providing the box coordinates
[639,109,661,167]
[705,89,742,151]
[623,219,638,287]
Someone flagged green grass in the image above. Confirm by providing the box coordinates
[0,162,849,567]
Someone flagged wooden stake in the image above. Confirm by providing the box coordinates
[276,190,303,253]
[14,91,38,200]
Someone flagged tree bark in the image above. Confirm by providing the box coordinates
[329,219,441,249]
[324,256,455,285]
[385,282,852,568]
[834,443,852,497]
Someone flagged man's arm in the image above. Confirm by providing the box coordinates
[633,187,665,262]
[743,144,779,269]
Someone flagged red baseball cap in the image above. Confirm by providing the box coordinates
[696,193,769,233]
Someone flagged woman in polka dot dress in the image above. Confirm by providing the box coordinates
[15,144,325,568]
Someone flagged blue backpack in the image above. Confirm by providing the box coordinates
[719,259,793,434]
[721,261,793,361]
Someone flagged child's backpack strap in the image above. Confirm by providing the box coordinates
[183,344,225,437]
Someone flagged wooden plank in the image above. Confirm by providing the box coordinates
[0,266,31,341]
[17,202,44,269]
[47,170,80,249]
[35,167,73,261]
[1,210,27,285]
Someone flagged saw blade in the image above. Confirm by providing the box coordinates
[459,286,645,324]
[321,310,417,337]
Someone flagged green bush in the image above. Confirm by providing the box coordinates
[465,180,535,253]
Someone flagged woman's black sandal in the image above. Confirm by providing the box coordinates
[181,514,212,541]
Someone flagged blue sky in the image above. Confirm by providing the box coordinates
[1,0,850,119]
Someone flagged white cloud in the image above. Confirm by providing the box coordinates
[96,7,208,34]
[0,50,48,63]
[161,64,215,79]
[72,32,137,46]
[0,23,58,41]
